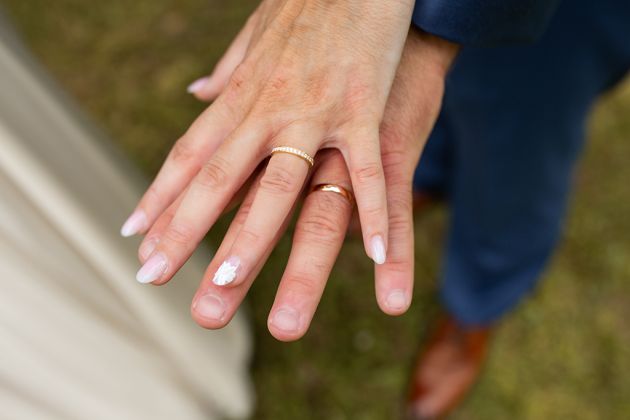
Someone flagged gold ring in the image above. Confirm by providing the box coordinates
[270,146,314,167]
[310,183,354,205]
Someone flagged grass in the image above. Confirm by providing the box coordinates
[4,1,630,418]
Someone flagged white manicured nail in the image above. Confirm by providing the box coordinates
[370,235,386,265]
[187,76,209,94]
[136,252,167,284]
[120,209,147,237]
[212,256,240,286]
[385,289,408,311]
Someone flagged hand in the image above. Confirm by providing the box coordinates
[133,27,458,340]
[122,0,417,291]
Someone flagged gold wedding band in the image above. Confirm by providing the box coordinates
[310,183,354,205]
[270,146,314,167]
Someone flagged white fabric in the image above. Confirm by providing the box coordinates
[0,18,253,420]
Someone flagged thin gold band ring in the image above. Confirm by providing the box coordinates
[310,183,354,205]
[270,146,314,167]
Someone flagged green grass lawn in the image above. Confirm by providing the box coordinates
[4,1,630,418]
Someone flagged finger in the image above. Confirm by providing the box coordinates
[138,192,184,263]
[122,42,280,238]
[268,151,352,341]
[190,172,293,329]
[210,124,321,288]
[374,155,416,315]
[187,12,258,101]
[137,169,261,264]
[120,98,242,238]
[135,119,268,285]
[344,125,389,265]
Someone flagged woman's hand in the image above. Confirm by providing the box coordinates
[133,27,458,340]
[122,0,416,289]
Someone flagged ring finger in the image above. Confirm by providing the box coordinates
[268,150,353,341]
[208,123,322,288]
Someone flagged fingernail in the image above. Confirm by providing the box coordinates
[120,209,147,237]
[187,76,209,94]
[136,252,168,284]
[270,308,300,333]
[194,293,226,321]
[139,237,159,261]
[385,289,408,311]
[370,235,386,265]
[212,256,240,286]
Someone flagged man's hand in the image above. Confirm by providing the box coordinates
[131,26,457,340]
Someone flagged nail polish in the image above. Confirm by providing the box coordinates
[120,209,147,237]
[194,294,226,321]
[271,308,300,333]
[385,289,407,311]
[212,256,240,286]
[136,252,167,284]
[187,76,209,94]
[370,235,386,265]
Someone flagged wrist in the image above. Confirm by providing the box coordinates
[409,28,460,78]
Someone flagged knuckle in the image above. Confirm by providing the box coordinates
[362,203,387,220]
[298,213,345,244]
[283,272,319,297]
[266,71,290,93]
[382,147,419,177]
[233,201,253,226]
[170,136,197,164]
[388,205,413,236]
[164,222,196,249]
[384,195,414,256]
[381,148,407,171]
[382,259,413,276]
[238,226,262,246]
[226,62,253,93]
[352,161,383,185]
[389,189,414,217]
[259,165,302,195]
[198,156,230,191]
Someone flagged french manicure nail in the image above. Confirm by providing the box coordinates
[139,237,159,261]
[271,308,300,333]
[120,209,147,237]
[212,256,240,286]
[370,235,386,265]
[187,76,209,94]
[194,293,226,321]
[385,289,408,311]
[136,252,168,284]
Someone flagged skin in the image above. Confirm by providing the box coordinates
[127,0,417,287]
[133,24,458,341]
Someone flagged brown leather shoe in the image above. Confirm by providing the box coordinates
[406,315,492,419]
